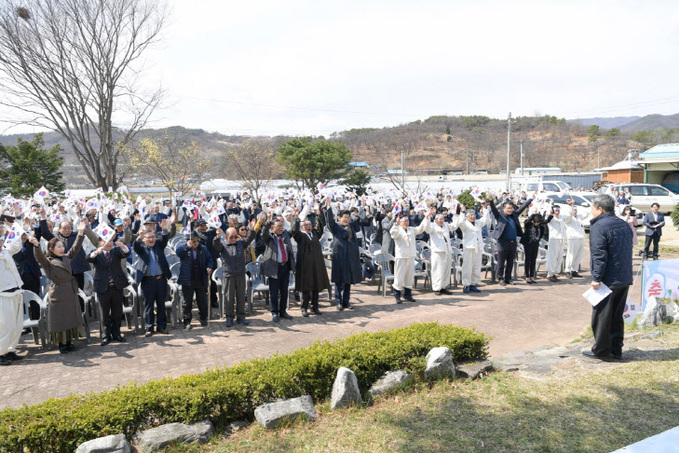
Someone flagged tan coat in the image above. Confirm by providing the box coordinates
[34,234,85,333]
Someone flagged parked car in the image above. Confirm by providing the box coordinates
[606,183,679,214]
[543,193,642,231]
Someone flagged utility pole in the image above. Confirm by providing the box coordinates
[466,149,469,175]
[520,139,524,176]
[506,112,512,191]
[597,147,600,169]
[400,150,405,193]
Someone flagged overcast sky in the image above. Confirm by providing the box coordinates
[6,0,679,137]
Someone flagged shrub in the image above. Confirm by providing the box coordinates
[0,322,488,452]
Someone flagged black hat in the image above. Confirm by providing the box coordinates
[143,215,158,225]
[195,219,207,226]
[190,230,201,240]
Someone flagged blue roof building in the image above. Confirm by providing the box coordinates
[637,143,679,192]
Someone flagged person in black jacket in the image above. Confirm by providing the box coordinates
[584,194,633,362]
[520,213,552,284]
[134,221,172,337]
[487,194,532,286]
[176,232,213,329]
[86,238,131,345]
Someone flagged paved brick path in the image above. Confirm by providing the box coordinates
[2,270,603,410]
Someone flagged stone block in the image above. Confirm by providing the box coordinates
[367,370,413,397]
[330,366,362,410]
[254,395,317,429]
[133,420,214,453]
[75,434,130,453]
[425,347,456,380]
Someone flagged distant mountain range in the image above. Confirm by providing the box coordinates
[569,113,679,132]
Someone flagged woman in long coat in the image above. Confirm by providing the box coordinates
[291,208,331,316]
[323,199,363,310]
[29,221,86,353]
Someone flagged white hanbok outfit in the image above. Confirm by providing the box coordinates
[0,236,25,357]
[425,216,461,292]
[562,205,589,274]
[546,214,566,277]
[389,220,427,291]
[457,212,492,287]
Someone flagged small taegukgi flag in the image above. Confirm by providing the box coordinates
[34,186,49,202]
[2,222,24,250]
[95,224,116,243]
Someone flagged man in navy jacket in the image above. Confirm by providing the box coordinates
[134,220,172,336]
[488,195,532,285]
[584,194,633,361]
[642,202,665,260]
[176,232,213,329]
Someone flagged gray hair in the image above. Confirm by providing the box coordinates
[592,194,615,213]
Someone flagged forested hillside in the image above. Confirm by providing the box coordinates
[2,112,678,187]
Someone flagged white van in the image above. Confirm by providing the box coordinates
[521,180,571,194]
[607,183,679,214]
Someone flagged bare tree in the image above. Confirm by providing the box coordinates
[0,0,167,190]
[123,132,210,199]
[227,139,281,203]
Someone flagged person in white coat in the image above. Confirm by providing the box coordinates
[389,210,428,303]
[456,205,492,293]
[424,206,460,295]
[562,200,589,279]
[545,205,567,282]
[0,226,26,366]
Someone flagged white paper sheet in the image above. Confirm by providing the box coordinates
[582,283,612,307]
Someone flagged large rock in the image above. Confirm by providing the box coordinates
[254,395,317,429]
[368,370,413,398]
[425,347,456,380]
[330,367,362,410]
[457,360,493,380]
[638,296,666,328]
[132,420,214,453]
[75,434,130,453]
[665,302,679,323]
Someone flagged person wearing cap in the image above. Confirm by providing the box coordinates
[176,231,213,329]
[456,204,492,294]
[86,238,131,346]
[389,207,428,303]
[193,218,220,309]
[134,218,172,337]
[260,212,296,322]
[423,206,458,295]
[214,220,260,327]
[562,200,589,279]
[0,226,27,365]
[545,205,567,282]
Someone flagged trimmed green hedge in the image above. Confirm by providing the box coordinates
[0,322,488,452]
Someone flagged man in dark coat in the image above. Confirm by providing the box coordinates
[291,209,331,317]
[260,216,295,323]
[134,220,172,337]
[584,194,633,362]
[86,238,131,345]
[488,194,532,285]
[176,232,213,329]
[324,199,363,311]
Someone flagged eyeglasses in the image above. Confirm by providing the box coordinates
[227,235,238,239]
[239,228,247,231]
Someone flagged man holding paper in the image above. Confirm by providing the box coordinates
[585,194,633,361]
[642,203,665,260]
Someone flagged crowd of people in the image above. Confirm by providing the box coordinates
[0,183,666,365]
